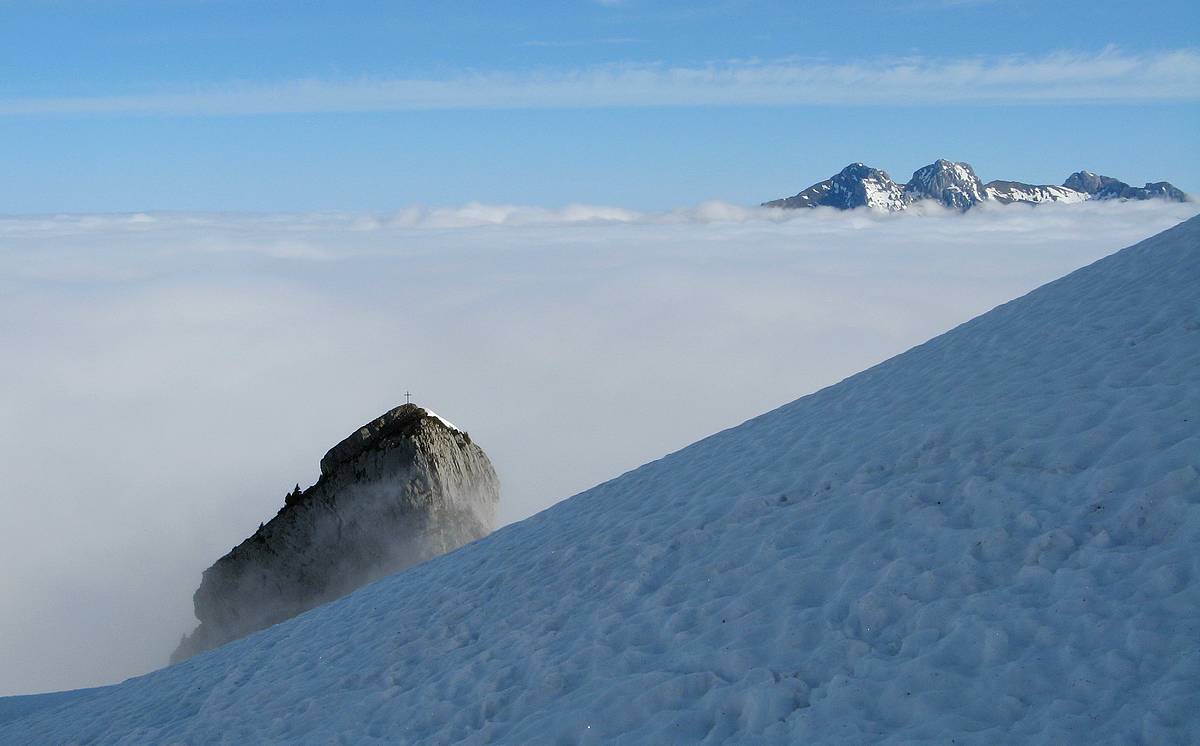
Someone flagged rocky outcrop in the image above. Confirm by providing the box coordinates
[902,159,987,211]
[1062,170,1125,195]
[1063,170,1190,202]
[764,160,1190,211]
[171,403,499,663]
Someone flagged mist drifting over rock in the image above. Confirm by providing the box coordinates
[171,403,499,662]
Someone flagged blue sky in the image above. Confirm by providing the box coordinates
[1,0,1197,212]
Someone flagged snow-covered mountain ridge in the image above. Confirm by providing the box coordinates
[764,160,1192,212]
[2,217,1198,744]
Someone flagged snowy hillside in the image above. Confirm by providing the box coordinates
[3,217,1198,744]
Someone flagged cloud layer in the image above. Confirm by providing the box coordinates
[2,49,1197,116]
[0,199,1196,697]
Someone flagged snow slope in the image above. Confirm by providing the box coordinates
[3,217,1199,744]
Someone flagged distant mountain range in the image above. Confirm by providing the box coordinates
[763,159,1191,212]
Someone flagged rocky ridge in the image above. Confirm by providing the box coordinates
[171,403,499,663]
[1063,170,1190,202]
[765,160,1191,212]
[984,180,1089,205]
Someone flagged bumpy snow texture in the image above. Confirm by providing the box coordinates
[2,218,1198,744]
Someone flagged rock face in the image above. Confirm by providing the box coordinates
[762,163,904,211]
[1063,170,1190,202]
[764,160,1190,211]
[902,159,987,211]
[1062,170,1125,195]
[171,404,499,663]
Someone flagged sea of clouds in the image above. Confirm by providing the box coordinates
[0,198,1195,696]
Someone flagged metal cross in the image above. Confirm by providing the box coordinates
[404,391,412,404]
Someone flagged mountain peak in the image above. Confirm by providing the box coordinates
[1063,170,1123,195]
[171,403,499,663]
[902,159,986,211]
[319,403,460,478]
[762,162,904,211]
[765,161,1190,212]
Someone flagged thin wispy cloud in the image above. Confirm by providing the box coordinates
[915,0,1003,7]
[2,48,1196,117]
[522,37,643,48]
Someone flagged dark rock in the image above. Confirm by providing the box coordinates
[171,403,499,663]
[1062,170,1126,195]
[1136,182,1190,202]
[1063,170,1190,202]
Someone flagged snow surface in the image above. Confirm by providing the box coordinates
[860,175,905,212]
[420,407,461,433]
[3,217,1199,744]
[985,183,1089,205]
